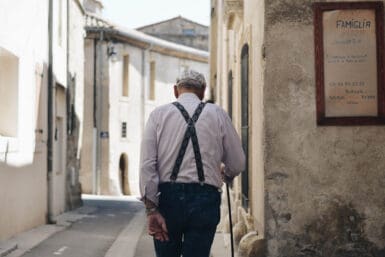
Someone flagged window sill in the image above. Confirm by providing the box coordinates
[119,96,131,103]
[0,136,19,154]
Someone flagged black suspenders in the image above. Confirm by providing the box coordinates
[170,102,206,184]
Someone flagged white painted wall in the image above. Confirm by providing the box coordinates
[106,42,209,196]
[0,0,84,239]
[0,0,49,240]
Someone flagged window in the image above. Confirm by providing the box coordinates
[58,0,64,46]
[182,28,196,36]
[228,70,233,120]
[149,61,156,100]
[121,122,127,138]
[241,44,249,208]
[0,47,19,137]
[122,55,129,97]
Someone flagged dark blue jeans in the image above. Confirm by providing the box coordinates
[154,182,221,257]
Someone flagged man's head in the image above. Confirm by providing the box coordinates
[174,70,206,100]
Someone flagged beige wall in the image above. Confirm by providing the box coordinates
[80,39,96,194]
[82,28,209,196]
[109,43,209,196]
[264,0,385,255]
[0,159,47,240]
[212,0,266,235]
[212,0,385,255]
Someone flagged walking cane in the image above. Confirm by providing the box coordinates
[226,182,235,257]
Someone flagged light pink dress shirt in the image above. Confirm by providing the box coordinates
[140,93,245,205]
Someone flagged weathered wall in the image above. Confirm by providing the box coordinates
[65,0,85,209]
[264,0,385,256]
[139,17,209,51]
[244,0,265,236]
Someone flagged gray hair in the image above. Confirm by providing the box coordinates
[176,70,206,89]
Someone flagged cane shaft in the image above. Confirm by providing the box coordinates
[226,183,235,257]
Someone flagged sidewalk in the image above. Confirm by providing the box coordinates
[0,205,96,257]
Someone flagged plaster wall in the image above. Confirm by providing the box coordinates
[97,42,111,195]
[107,43,209,197]
[65,0,85,208]
[139,17,209,51]
[80,39,95,194]
[264,0,385,255]
[53,0,68,87]
[244,0,265,236]
[212,0,266,236]
[108,43,144,196]
[144,50,209,117]
[0,0,48,240]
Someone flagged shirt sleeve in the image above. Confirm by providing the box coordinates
[218,108,246,178]
[139,111,160,206]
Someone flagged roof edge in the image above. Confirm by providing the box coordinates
[136,15,209,30]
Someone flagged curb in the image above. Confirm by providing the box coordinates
[0,242,17,257]
[104,209,146,257]
[0,205,96,257]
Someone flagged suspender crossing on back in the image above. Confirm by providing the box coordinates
[170,102,206,184]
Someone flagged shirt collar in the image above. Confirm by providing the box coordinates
[177,92,200,103]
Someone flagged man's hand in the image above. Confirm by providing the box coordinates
[221,164,234,185]
[147,211,169,242]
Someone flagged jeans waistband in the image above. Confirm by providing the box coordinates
[159,182,221,194]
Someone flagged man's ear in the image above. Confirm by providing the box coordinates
[198,86,206,100]
[174,85,179,99]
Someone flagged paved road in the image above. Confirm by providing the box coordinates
[20,197,143,257]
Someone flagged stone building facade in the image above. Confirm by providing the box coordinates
[211,0,385,256]
[80,12,209,196]
[0,0,84,240]
[138,16,209,51]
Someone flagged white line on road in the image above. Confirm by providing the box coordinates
[53,246,68,255]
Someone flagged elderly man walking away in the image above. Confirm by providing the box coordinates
[140,70,245,257]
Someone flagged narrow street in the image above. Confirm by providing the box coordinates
[2,196,230,257]
[3,196,144,257]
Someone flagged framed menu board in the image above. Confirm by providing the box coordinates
[314,2,385,125]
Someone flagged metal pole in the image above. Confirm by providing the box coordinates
[226,182,235,257]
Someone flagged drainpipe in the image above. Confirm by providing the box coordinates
[92,37,97,194]
[47,0,54,223]
[66,0,70,208]
[95,30,104,195]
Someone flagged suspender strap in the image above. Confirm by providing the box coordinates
[170,102,206,183]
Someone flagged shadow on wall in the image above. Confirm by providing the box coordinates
[66,71,83,210]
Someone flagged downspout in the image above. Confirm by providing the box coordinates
[95,30,104,195]
[47,0,54,223]
[92,38,97,194]
[65,0,70,208]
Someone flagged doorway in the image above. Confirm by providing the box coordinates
[241,44,249,208]
[119,153,130,195]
